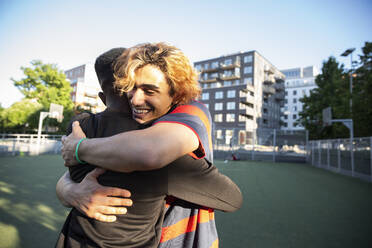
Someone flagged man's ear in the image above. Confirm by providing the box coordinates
[98,92,106,106]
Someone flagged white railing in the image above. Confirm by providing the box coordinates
[0,133,63,156]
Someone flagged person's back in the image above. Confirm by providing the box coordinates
[59,109,171,248]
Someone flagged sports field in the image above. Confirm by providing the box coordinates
[0,155,371,248]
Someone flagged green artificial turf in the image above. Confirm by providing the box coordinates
[0,155,371,247]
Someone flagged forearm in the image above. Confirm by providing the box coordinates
[78,124,198,172]
[56,171,76,208]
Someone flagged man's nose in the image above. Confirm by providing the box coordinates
[130,89,145,106]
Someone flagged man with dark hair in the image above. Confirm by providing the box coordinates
[56,47,242,247]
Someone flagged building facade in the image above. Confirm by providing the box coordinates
[64,63,105,113]
[194,51,285,146]
[280,66,318,130]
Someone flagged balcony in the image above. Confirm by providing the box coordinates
[275,92,285,101]
[202,66,219,73]
[240,98,255,106]
[262,85,275,95]
[274,82,285,91]
[275,76,285,83]
[199,77,218,83]
[219,72,240,81]
[220,61,241,70]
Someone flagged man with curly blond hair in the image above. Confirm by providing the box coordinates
[61,43,229,247]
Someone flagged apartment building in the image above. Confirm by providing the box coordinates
[280,66,318,130]
[64,64,105,113]
[194,51,285,145]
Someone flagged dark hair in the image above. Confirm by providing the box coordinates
[95,48,126,90]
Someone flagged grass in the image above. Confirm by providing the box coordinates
[0,155,372,248]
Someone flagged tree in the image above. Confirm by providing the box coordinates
[299,42,372,139]
[352,42,372,137]
[11,60,74,132]
[298,57,350,139]
[1,99,42,132]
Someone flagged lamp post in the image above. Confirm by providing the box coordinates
[341,48,355,115]
[341,48,355,176]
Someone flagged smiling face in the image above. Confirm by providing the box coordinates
[127,64,174,124]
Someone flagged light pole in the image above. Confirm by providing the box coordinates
[341,48,355,115]
[341,48,355,176]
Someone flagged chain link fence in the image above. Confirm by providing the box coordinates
[308,137,372,182]
[213,128,308,163]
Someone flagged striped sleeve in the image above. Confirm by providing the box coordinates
[153,101,213,163]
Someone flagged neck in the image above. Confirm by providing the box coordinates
[105,94,131,114]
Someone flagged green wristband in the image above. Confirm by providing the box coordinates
[75,138,87,164]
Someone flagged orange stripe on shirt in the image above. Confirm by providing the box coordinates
[170,105,213,151]
[160,209,215,243]
[160,215,198,242]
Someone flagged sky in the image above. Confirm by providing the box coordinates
[0,0,371,108]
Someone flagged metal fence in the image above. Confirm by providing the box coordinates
[0,133,62,156]
[213,128,308,163]
[307,137,372,182]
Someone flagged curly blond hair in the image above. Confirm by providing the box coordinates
[114,42,201,105]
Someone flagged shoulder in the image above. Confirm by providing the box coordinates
[66,112,95,135]
[155,101,211,128]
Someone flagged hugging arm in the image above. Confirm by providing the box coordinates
[62,121,198,172]
[56,169,132,222]
[167,156,243,212]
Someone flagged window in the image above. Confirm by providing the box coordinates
[211,61,219,69]
[224,70,232,77]
[293,114,297,119]
[285,99,288,104]
[214,114,223,122]
[244,66,252,74]
[293,106,297,111]
[239,103,245,109]
[215,102,223,110]
[210,72,218,78]
[227,102,235,110]
[215,91,223,99]
[195,64,202,71]
[239,114,246,122]
[284,122,288,127]
[202,92,209,100]
[249,91,254,97]
[244,77,253,85]
[235,80,240,85]
[284,115,288,120]
[293,98,297,103]
[244,55,252,63]
[224,81,232,87]
[216,129,222,139]
[227,90,236,98]
[293,90,297,95]
[263,108,268,113]
[226,114,235,122]
[285,91,288,96]
[204,63,209,70]
[225,58,232,65]
[263,119,268,124]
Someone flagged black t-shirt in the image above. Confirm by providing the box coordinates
[56,109,242,248]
